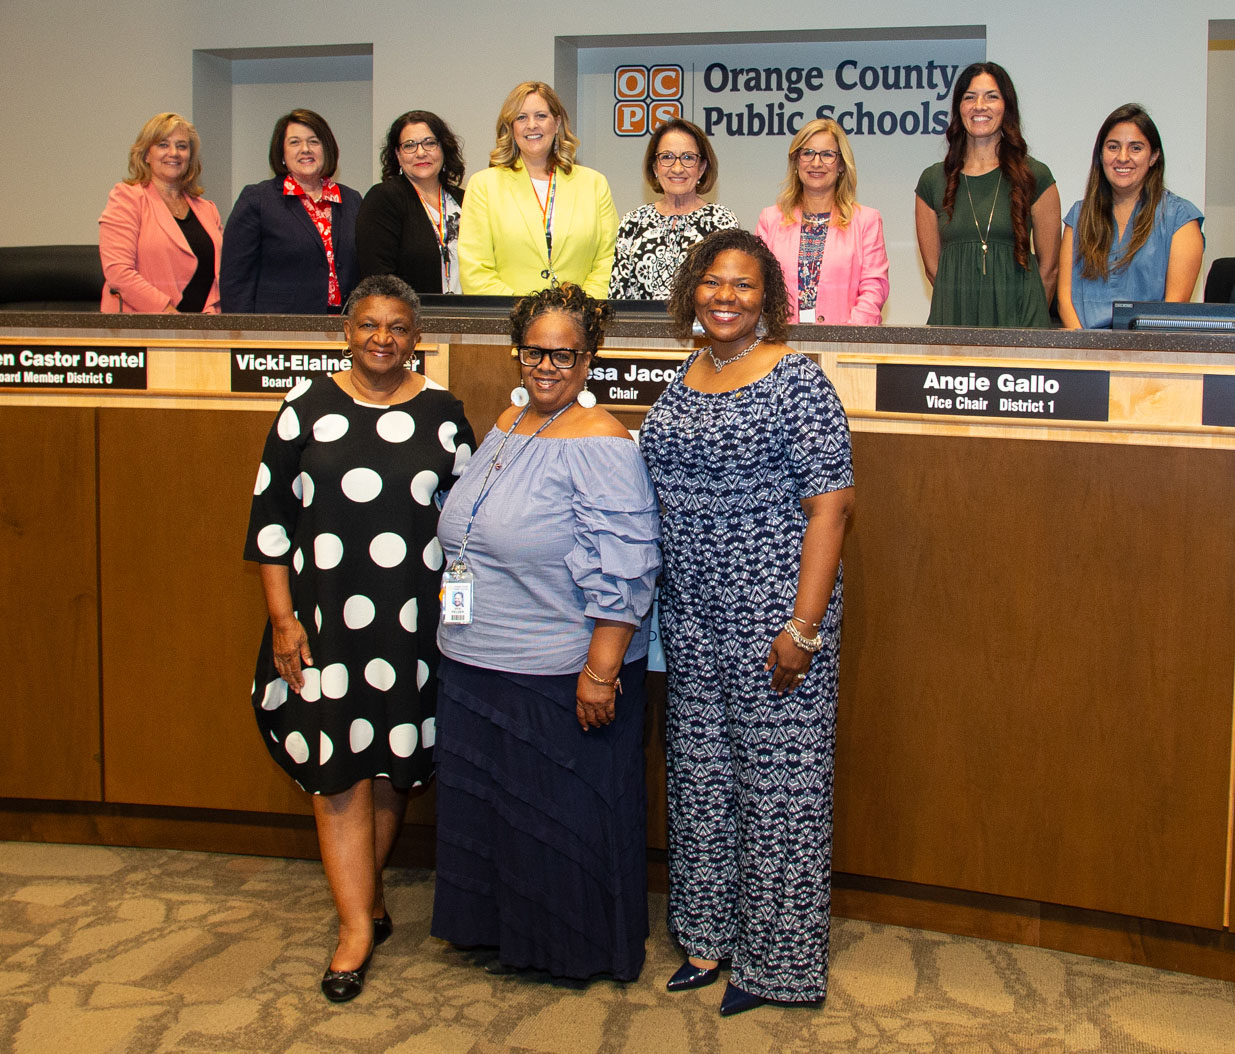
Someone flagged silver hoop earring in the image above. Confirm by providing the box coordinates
[576,387,597,409]
[510,384,530,407]
[755,315,769,339]
[691,318,706,336]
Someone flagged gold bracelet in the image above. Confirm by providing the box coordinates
[583,663,622,694]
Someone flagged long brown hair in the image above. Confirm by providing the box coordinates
[1075,104,1165,280]
[941,62,1034,270]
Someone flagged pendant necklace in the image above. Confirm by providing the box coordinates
[706,337,762,373]
[963,172,1001,276]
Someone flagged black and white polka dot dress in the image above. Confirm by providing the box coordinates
[244,376,474,795]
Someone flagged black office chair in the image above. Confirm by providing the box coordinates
[1203,257,1235,303]
[0,245,103,311]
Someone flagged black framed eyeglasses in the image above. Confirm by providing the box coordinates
[655,151,701,168]
[398,137,440,154]
[516,345,581,368]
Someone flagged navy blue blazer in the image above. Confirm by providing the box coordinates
[220,177,362,314]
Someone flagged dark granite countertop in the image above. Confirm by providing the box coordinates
[3,308,1235,355]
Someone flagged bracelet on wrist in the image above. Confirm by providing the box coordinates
[784,620,824,653]
[583,663,622,693]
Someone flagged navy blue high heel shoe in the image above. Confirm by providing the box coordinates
[719,981,767,1016]
[666,960,721,991]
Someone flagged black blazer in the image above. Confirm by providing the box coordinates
[355,177,463,294]
[220,177,362,314]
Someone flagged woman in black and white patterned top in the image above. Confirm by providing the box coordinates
[608,119,738,301]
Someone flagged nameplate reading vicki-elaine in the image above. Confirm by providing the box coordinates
[230,350,423,394]
[0,346,148,389]
[589,356,683,407]
[1201,375,1235,427]
[875,364,1110,421]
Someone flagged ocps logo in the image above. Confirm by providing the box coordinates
[613,65,683,136]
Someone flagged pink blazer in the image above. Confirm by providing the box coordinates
[98,182,223,313]
[756,202,889,325]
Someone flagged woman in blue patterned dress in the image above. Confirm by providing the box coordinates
[639,228,855,1015]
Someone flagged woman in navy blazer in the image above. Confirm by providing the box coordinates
[221,109,362,314]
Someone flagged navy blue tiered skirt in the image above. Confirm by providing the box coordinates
[430,656,649,981]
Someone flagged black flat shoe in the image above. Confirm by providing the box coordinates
[719,981,767,1016]
[666,960,721,991]
[321,948,374,1003]
[372,912,393,947]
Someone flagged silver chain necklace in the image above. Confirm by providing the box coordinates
[706,337,762,373]
[963,171,1001,276]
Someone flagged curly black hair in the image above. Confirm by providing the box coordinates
[666,228,790,343]
[509,283,614,358]
[378,110,465,188]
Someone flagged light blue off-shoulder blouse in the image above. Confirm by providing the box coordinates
[436,429,661,675]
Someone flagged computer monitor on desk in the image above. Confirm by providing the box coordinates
[1110,300,1235,331]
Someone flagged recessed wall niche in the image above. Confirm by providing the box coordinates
[193,44,373,221]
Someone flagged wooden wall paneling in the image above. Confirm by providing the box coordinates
[443,342,520,441]
[0,407,102,800]
[97,408,310,815]
[833,434,1235,928]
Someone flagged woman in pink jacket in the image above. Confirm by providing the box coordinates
[756,118,889,325]
[99,113,223,313]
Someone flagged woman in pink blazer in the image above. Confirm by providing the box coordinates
[99,113,223,313]
[755,118,889,325]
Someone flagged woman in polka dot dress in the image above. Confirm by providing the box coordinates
[244,274,474,1002]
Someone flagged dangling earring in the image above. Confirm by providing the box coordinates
[576,386,597,409]
[510,384,529,407]
[691,318,706,336]
[755,315,769,339]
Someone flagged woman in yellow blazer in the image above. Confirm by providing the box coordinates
[459,82,617,298]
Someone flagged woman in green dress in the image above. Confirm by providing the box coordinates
[914,62,1060,327]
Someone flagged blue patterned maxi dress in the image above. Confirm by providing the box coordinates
[639,350,854,1002]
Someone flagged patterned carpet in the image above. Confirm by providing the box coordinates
[2,841,1234,1053]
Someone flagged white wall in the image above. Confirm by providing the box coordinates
[229,78,373,210]
[4,0,1232,316]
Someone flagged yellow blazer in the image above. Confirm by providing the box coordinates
[459,162,617,297]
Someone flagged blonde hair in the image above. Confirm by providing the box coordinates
[125,112,204,196]
[489,81,579,173]
[774,118,856,229]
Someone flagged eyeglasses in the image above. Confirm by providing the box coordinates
[516,345,582,369]
[655,151,701,168]
[398,137,440,155]
[797,148,839,164]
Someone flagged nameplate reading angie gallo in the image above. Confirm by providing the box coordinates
[0,346,148,389]
[230,350,423,393]
[875,364,1110,421]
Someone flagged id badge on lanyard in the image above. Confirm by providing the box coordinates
[441,565,474,625]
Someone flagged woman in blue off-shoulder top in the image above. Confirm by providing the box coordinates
[432,283,661,983]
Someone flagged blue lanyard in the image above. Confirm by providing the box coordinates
[449,402,570,572]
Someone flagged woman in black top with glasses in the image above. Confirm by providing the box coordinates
[356,111,466,294]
